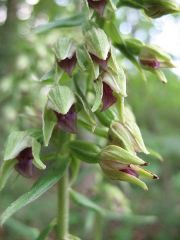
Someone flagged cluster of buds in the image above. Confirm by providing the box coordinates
[118,0,180,18]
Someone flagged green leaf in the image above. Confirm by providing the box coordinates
[70,189,105,215]
[34,14,85,34]
[6,218,39,239]
[69,140,100,164]
[0,160,16,191]
[91,80,103,112]
[32,139,46,170]
[42,108,56,146]
[36,219,56,240]
[48,85,75,115]
[0,156,69,225]
[4,131,32,161]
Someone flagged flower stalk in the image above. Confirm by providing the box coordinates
[57,170,69,240]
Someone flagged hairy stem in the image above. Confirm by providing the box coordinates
[57,170,69,240]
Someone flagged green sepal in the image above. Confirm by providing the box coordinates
[4,131,32,161]
[130,164,159,179]
[0,160,16,191]
[103,167,148,190]
[76,46,99,80]
[91,79,103,112]
[100,145,146,165]
[109,121,135,153]
[32,139,46,170]
[124,107,149,154]
[85,27,110,60]
[48,85,75,115]
[42,107,56,146]
[54,37,76,60]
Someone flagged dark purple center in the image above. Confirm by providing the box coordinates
[140,59,160,69]
[54,105,77,134]
[57,54,77,76]
[90,52,110,71]
[15,147,34,178]
[101,82,117,111]
[87,0,107,16]
[120,167,138,178]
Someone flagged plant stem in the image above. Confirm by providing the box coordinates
[57,170,69,240]
[93,212,104,240]
[118,96,125,123]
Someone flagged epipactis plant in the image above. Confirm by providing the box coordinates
[0,0,179,239]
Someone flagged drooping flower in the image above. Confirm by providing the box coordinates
[15,147,35,178]
[54,105,77,134]
[55,37,77,76]
[99,145,158,190]
[57,54,77,76]
[87,0,107,16]
[139,45,175,70]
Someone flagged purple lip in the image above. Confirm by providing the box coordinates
[57,54,77,76]
[120,167,138,178]
[90,52,110,71]
[101,82,117,111]
[15,148,34,178]
[54,105,77,134]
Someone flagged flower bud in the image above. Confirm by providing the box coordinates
[48,86,76,133]
[143,0,180,18]
[109,121,135,153]
[99,150,159,190]
[55,37,77,75]
[99,159,148,190]
[139,45,175,70]
[124,107,149,154]
[118,0,180,18]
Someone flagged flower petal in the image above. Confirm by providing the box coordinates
[101,82,116,111]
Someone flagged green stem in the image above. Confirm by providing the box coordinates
[93,213,104,240]
[57,170,69,240]
[118,96,125,123]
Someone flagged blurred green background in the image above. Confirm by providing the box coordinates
[0,0,180,239]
